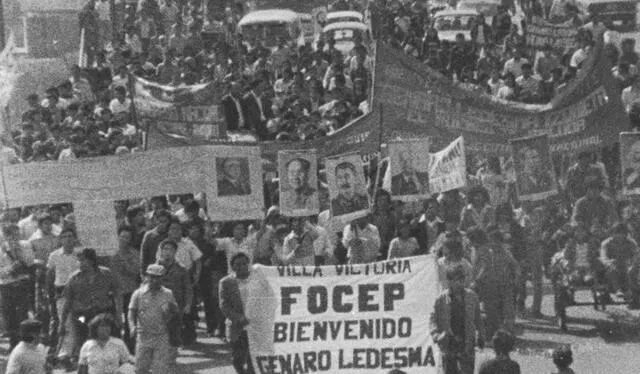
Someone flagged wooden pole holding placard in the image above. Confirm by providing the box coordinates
[371,104,384,205]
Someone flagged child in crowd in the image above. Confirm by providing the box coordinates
[551,345,575,374]
[478,330,521,374]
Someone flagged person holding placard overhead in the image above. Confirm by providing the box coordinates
[342,216,381,264]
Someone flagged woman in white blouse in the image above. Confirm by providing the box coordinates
[78,313,132,374]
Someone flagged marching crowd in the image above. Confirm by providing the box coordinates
[6,0,638,163]
[1,148,627,373]
[1,0,640,374]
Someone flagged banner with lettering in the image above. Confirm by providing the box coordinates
[146,110,382,169]
[373,40,628,157]
[2,145,264,254]
[525,17,579,52]
[133,76,227,142]
[246,255,441,374]
[429,137,467,194]
[510,134,558,201]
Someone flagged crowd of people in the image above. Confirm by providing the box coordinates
[2,0,640,373]
[0,145,638,373]
[5,0,635,163]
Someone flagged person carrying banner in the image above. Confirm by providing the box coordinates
[220,252,255,374]
[342,216,382,264]
[430,263,485,374]
[281,218,319,266]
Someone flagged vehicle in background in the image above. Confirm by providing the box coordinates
[321,21,370,56]
[577,0,640,47]
[325,10,364,25]
[237,9,314,49]
[431,9,480,43]
[429,0,453,15]
[456,0,501,18]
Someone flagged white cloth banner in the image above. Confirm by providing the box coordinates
[246,255,441,374]
[428,137,467,194]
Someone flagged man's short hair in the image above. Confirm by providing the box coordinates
[79,248,98,268]
[335,161,357,176]
[59,227,76,237]
[36,212,52,224]
[155,209,173,222]
[230,252,250,266]
[492,329,516,355]
[159,239,178,251]
[223,157,243,171]
[286,157,311,173]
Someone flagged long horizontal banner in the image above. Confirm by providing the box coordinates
[146,109,382,167]
[133,76,227,142]
[246,256,441,373]
[373,40,628,157]
[3,145,265,254]
[525,17,579,52]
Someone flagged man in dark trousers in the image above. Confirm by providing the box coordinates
[242,80,272,140]
[430,264,485,374]
[220,252,255,374]
[222,81,248,132]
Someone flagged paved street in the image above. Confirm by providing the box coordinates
[0,281,638,373]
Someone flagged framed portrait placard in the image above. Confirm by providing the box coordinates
[510,134,558,201]
[388,138,431,202]
[278,150,319,217]
[326,153,370,224]
[207,145,265,220]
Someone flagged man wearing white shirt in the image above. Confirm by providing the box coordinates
[342,217,381,264]
[503,49,529,78]
[622,77,640,113]
[109,86,131,115]
[215,223,254,271]
[570,38,593,69]
[46,228,82,362]
[312,219,334,265]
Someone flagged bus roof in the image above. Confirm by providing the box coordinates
[238,9,300,27]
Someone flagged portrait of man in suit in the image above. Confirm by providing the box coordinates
[517,146,553,195]
[330,161,369,216]
[391,149,430,196]
[284,157,317,211]
[217,157,251,196]
[623,139,640,191]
